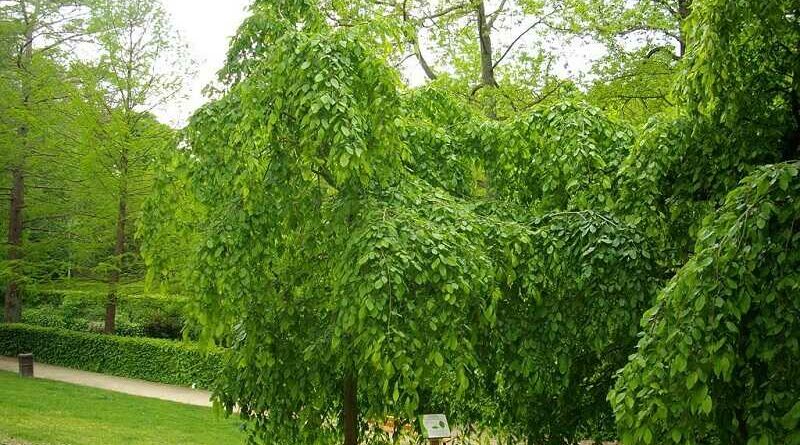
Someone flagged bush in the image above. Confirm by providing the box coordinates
[0,324,222,388]
[22,306,89,331]
[22,286,190,340]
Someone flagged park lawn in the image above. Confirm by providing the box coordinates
[0,371,243,445]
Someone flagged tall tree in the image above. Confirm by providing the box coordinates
[89,0,184,333]
[277,0,574,117]
[0,0,95,322]
[560,0,693,121]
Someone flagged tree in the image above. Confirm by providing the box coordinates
[139,1,800,444]
[1,0,96,322]
[561,0,692,121]
[144,18,515,442]
[610,162,800,445]
[610,1,800,443]
[143,6,665,445]
[87,0,184,333]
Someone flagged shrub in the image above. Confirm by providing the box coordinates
[0,324,222,388]
[22,306,89,331]
[23,286,190,340]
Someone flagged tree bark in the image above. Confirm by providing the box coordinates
[413,36,437,81]
[476,0,499,118]
[676,0,692,57]
[343,372,359,445]
[476,1,497,88]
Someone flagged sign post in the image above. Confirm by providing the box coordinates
[18,353,34,377]
[419,414,450,445]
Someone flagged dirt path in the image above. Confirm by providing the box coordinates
[0,356,212,407]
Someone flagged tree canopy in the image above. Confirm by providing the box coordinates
[2,0,799,444]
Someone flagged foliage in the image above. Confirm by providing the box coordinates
[0,324,221,388]
[614,111,785,264]
[485,210,663,444]
[20,284,188,339]
[144,13,666,444]
[610,162,800,445]
[480,101,634,211]
[3,0,800,444]
[0,371,243,445]
[682,0,798,142]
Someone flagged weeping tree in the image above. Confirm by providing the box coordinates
[143,11,510,442]
[610,162,800,445]
[610,0,800,444]
[141,1,800,444]
[142,3,669,444]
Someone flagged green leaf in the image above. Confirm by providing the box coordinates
[433,351,444,367]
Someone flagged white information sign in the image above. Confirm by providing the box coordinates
[419,414,451,439]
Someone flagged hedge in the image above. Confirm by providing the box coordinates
[0,324,222,389]
[22,287,191,340]
[25,286,188,308]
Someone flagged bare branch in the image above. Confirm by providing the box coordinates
[487,0,508,28]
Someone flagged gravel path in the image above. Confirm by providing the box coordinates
[0,356,212,407]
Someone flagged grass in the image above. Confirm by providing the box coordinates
[0,371,243,445]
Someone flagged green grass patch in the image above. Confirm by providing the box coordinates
[0,371,243,445]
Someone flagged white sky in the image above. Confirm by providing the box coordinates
[157,0,251,126]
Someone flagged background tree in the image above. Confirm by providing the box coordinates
[0,0,96,322]
[560,0,692,122]
[86,0,184,333]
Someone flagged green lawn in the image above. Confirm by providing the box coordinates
[0,371,243,445]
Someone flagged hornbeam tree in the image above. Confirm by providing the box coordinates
[610,1,800,443]
[143,7,506,441]
[143,6,667,445]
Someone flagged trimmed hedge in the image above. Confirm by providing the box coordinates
[0,324,222,389]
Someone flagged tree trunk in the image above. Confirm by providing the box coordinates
[476,1,497,88]
[343,372,359,445]
[676,0,692,57]
[5,0,35,324]
[4,167,24,323]
[105,150,128,334]
[476,1,499,118]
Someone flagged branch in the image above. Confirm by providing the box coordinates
[646,45,680,61]
[470,82,487,97]
[312,167,338,191]
[487,0,508,28]
[492,7,562,70]
[651,0,677,17]
[617,25,681,44]
[492,18,545,69]
[418,2,470,23]
[413,37,437,80]
[402,0,437,80]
